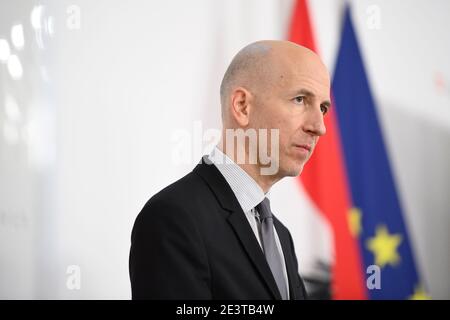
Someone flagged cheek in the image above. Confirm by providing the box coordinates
[278,120,297,146]
[269,105,289,127]
[271,118,287,141]
[261,102,296,148]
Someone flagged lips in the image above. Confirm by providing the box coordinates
[294,144,312,152]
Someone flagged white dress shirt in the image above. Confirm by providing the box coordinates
[208,146,290,299]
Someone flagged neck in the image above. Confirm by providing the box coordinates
[217,137,280,194]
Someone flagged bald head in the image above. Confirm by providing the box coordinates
[219,40,330,123]
[217,40,331,185]
[220,41,272,108]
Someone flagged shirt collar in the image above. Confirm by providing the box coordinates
[208,146,266,213]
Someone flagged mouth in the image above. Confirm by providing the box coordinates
[293,144,312,152]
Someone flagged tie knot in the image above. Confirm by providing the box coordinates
[256,197,272,221]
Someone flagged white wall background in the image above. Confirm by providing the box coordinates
[0,0,449,299]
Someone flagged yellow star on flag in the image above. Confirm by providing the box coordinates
[348,207,362,237]
[409,285,432,300]
[366,225,402,268]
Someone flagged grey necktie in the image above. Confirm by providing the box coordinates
[256,198,288,300]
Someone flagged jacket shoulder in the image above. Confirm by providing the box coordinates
[133,169,212,229]
[131,171,205,242]
[146,169,209,208]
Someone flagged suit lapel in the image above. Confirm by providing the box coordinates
[273,218,301,300]
[227,210,282,300]
[194,157,282,300]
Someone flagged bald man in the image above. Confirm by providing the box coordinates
[129,40,331,300]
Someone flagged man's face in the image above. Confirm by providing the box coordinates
[251,52,331,178]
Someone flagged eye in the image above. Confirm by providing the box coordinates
[293,96,305,104]
[320,104,329,115]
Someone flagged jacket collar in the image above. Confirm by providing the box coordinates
[273,218,304,300]
[193,157,284,299]
[208,147,265,213]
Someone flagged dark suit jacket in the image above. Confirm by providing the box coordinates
[129,157,307,299]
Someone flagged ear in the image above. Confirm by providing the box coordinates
[230,87,252,127]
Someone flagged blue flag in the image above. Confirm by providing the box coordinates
[332,6,425,299]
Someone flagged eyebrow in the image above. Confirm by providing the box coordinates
[293,88,332,108]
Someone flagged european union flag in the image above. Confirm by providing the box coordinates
[332,6,426,299]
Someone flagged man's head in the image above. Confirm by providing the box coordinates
[219,40,331,180]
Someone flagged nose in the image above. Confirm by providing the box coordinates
[302,106,326,137]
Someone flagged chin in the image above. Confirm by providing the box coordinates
[280,163,305,178]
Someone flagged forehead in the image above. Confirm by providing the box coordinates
[267,49,330,93]
[275,67,331,101]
